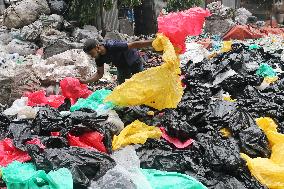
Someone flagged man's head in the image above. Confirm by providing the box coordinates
[83,39,105,59]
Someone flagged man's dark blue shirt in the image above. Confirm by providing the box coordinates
[96,40,140,68]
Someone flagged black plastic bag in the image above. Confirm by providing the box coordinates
[27,145,116,189]
[0,113,10,140]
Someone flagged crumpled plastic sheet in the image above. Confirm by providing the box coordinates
[241,117,284,189]
[0,138,31,166]
[60,77,92,105]
[180,42,209,65]
[70,89,114,115]
[112,120,162,150]
[3,97,39,119]
[160,127,194,149]
[26,90,65,108]
[89,146,152,189]
[223,25,284,40]
[104,110,125,135]
[256,63,276,78]
[157,7,211,53]
[141,169,207,189]
[105,34,184,110]
[67,131,107,153]
[27,146,116,188]
[1,161,73,189]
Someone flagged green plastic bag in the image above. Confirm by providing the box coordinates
[70,89,114,113]
[2,161,73,189]
[141,169,207,189]
[256,63,276,78]
[249,44,260,50]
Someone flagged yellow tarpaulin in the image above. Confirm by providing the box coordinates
[240,117,284,189]
[112,120,162,150]
[105,34,184,110]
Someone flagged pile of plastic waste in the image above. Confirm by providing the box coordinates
[1,2,284,189]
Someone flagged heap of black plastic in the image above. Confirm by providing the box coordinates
[3,107,117,188]
[139,43,284,188]
[27,145,115,189]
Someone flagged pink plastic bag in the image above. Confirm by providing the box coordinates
[158,7,211,53]
[160,127,194,149]
[26,91,65,108]
[67,132,107,153]
[60,77,92,105]
[0,138,31,166]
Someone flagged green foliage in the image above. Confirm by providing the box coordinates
[166,0,202,12]
[118,0,142,7]
[67,0,113,26]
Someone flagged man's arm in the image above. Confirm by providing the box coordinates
[80,65,104,84]
[128,40,153,49]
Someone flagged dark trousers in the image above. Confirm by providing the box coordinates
[117,58,144,84]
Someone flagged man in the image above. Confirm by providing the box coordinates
[81,38,153,84]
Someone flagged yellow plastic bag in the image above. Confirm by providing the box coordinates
[105,34,183,110]
[240,117,284,189]
[221,41,232,53]
[112,120,162,150]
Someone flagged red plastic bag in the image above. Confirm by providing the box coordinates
[160,127,194,149]
[26,90,48,106]
[25,138,46,149]
[67,132,107,153]
[46,95,66,108]
[26,91,65,108]
[60,77,92,105]
[0,138,31,166]
[158,7,210,53]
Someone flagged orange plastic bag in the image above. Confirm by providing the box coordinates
[158,7,210,53]
[241,117,284,189]
[105,34,183,110]
[112,120,162,150]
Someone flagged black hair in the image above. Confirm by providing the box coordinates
[83,39,99,53]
